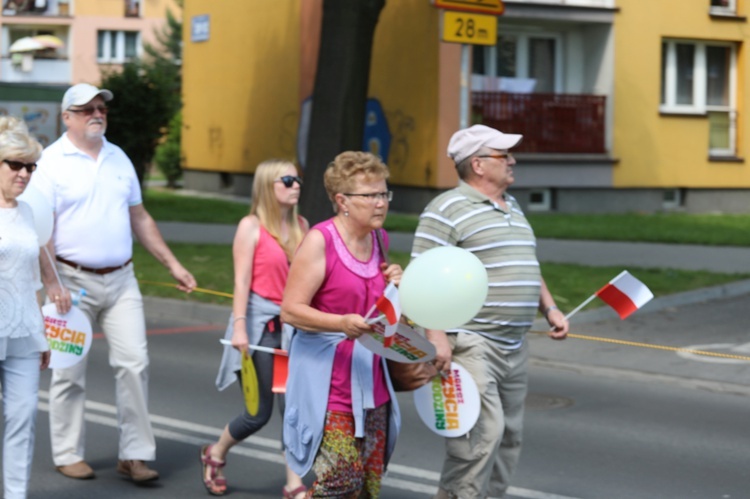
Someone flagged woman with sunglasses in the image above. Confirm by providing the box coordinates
[202,160,309,498]
[0,116,51,498]
[281,151,402,498]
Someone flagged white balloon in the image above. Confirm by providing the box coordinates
[400,246,488,330]
[17,185,54,246]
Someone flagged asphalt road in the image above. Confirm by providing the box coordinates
[15,292,750,499]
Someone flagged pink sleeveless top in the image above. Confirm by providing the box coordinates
[310,219,390,413]
[251,225,289,305]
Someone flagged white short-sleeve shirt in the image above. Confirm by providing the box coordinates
[31,133,142,268]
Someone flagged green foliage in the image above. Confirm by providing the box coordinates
[143,189,249,224]
[99,9,182,184]
[153,112,183,187]
[134,244,749,305]
[527,213,750,247]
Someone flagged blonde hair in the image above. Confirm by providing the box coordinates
[250,160,304,260]
[323,151,389,211]
[0,116,43,163]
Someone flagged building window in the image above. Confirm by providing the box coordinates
[472,32,562,93]
[528,189,553,212]
[662,189,684,210]
[97,30,140,63]
[661,40,736,156]
[710,0,736,15]
[125,0,140,17]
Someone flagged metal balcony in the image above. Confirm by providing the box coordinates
[472,91,607,154]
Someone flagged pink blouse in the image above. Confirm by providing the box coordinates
[310,219,390,413]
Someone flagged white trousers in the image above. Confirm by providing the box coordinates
[49,263,155,466]
[2,338,41,499]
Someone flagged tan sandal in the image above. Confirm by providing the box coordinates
[200,444,227,496]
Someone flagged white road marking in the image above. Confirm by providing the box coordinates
[36,391,581,499]
[677,342,750,364]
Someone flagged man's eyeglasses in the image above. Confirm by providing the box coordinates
[276,175,303,188]
[2,159,37,173]
[343,191,393,202]
[477,153,513,161]
[67,105,109,116]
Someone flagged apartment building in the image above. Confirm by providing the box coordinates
[0,0,178,144]
[181,0,750,213]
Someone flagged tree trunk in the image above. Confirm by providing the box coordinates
[299,0,386,225]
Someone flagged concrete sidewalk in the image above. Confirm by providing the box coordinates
[156,221,750,274]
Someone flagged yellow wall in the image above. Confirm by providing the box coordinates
[182,0,445,183]
[369,0,442,187]
[182,0,300,173]
[614,0,750,187]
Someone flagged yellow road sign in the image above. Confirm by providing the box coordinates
[434,0,505,16]
[442,11,497,46]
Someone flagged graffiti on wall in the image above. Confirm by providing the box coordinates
[295,96,415,175]
[0,102,61,147]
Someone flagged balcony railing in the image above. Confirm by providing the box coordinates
[505,0,617,8]
[1,0,68,17]
[0,57,70,84]
[472,92,606,154]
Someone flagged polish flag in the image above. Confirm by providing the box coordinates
[595,271,654,319]
[272,354,288,394]
[375,283,401,347]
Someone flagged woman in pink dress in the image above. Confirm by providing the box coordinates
[201,160,309,498]
[282,151,403,498]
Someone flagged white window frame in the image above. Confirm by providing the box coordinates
[662,188,683,210]
[661,39,737,155]
[473,29,564,93]
[97,30,140,63]
[710,0,736,15]
[527,189,552,212]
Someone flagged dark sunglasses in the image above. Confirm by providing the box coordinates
[276,175,303,188]
[2,159,37,173]
[68,105,109,116]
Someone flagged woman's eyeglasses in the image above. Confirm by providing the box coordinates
[2,159,37,173]
[67,105,109,116]
[276,175,303,188]
[343,191,393,202]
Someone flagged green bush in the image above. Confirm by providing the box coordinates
[154,112,182,187]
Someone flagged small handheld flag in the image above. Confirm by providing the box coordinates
[595,271,654,319]
[562,270,654,322]
[375,282,401,347]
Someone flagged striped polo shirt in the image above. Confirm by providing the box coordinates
[411,181,541,349]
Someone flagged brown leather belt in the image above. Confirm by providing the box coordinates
[56,256,132,275]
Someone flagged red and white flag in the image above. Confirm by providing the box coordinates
[595,271,654,320]
[375,283,401,347]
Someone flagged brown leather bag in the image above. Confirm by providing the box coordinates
[387,359,439,392]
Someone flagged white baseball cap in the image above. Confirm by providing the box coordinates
[447,124,523,164]
[62,83,113,111]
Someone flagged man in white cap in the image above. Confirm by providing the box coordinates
[411,124,569,499]
[32,83,196,482]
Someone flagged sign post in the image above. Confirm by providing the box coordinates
[434,0,504,129]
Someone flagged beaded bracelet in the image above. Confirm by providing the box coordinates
[233,316,247,323]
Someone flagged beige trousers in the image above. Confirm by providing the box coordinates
[49,263,155,466]
[440,333,529,499]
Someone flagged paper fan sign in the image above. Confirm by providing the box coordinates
[42,304,93,369]
[241,351,260,416]
[358,320,436,364]
[413,362,480,437]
